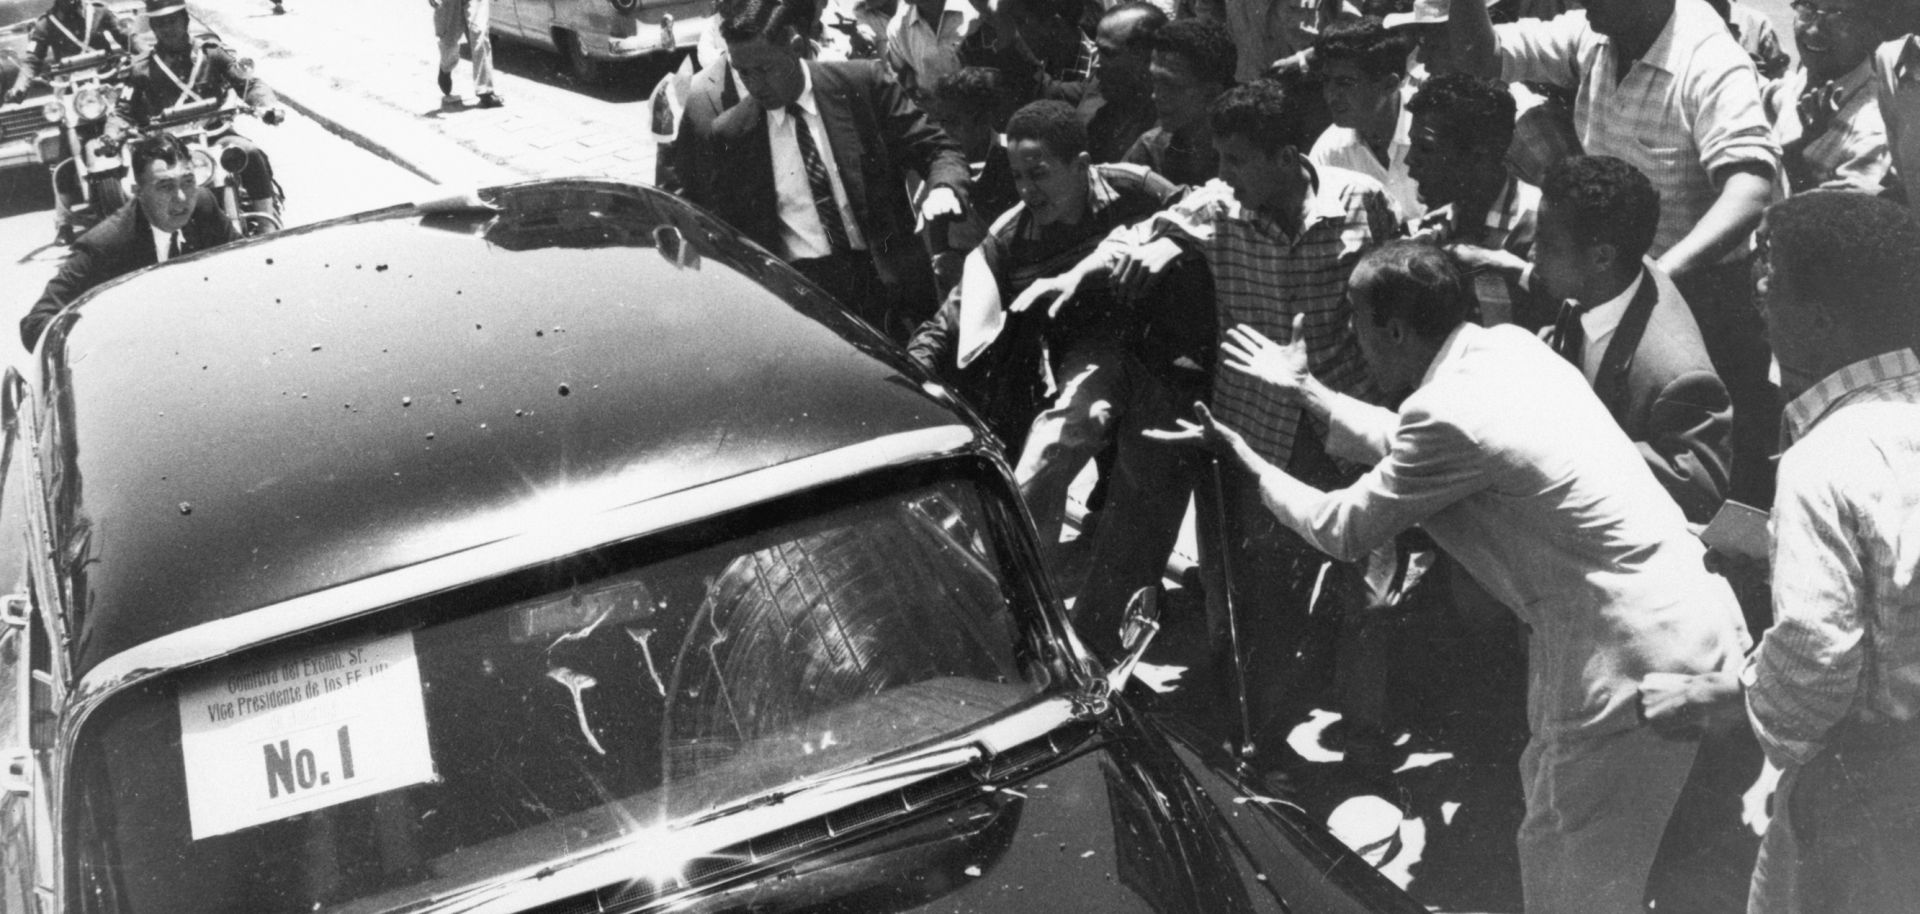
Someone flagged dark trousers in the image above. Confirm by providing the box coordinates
[1195,457,1342,757]
[790,250,932,342]
[1071,362,1206,659]
[1674,259,1779,509]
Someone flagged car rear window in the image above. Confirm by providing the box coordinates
[66,469,1062,914]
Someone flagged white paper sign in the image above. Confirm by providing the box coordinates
[177,631,438,839]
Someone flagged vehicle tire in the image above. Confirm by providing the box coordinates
[557,30,603,85]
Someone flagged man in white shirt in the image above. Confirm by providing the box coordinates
[884,0,980,102]
[1309,17,1424,222]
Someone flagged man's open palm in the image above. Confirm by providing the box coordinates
[1221,314,1311,402]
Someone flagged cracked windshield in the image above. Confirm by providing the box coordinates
[68,476,1057,914]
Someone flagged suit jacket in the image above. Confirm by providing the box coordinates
[24,191,235,348]
[1590,268,1733,524]
[1284,323,1749,739]
[669,58,967,303]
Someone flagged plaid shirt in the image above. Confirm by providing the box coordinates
[1497,2,1779,259]
[1103,167,1394,467]
[1744,347,1920,768]
[1765,60,1890,195]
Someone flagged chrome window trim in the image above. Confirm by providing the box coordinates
[60,424,982,763]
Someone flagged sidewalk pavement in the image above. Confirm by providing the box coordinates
[192,0,666,189]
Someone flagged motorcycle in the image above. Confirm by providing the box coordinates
[31,48,130,240]
[144,95,284,237]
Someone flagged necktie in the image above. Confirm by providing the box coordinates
[1547,298,1591,367]
[168,232,182,259]
[786,103,851,253]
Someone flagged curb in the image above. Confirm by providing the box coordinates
[191,4,521,188]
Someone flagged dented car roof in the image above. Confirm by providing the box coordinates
[35,179,968,676]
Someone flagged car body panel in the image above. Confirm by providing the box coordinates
[36,181,951,679]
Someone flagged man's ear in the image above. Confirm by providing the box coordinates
[781,26,809,57]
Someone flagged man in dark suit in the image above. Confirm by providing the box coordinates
[669,0,970,340]
[1531,155,1733,525]
[23,131,236,349]
[1533,156,1755,914]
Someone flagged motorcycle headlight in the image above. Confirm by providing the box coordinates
[189,147,217,186]
[74,88,108,122]
[43,102,65,124]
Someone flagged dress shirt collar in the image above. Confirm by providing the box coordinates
[1577,268,1644,351]
[151,220,176,264]
[1782,347,1920,444]
[898,0,966,32]
[1418,322,1475,389]
[1605,0,1686,76]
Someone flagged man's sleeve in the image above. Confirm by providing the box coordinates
[1095,180,1229,259]
[24,243,102,349]
[872,61,968,191]
[1263,401,1492,562]
[1495,11,1590,90]
[1639,369,1732,524]
[1688,45,1780,181]
[99,9,133,51]
[1874,42,1909,201]
[19,25,52,84]
[1745,447,1868,768]
[216,48,278,110]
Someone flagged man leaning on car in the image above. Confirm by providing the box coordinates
[23,132,237,349]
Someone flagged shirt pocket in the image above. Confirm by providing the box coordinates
[1627,140,1700,192]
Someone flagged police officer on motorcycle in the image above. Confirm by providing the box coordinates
[6,0,136,243]
[3,0,132,104]
[109,0,286,225]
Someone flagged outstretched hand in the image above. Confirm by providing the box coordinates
[1009,268,1084,317]
[1110,237,1183,303]
[1220,314,1311,402]
[1141,402,1250,464]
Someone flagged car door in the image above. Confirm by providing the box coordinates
[487,0,524,44]
[0,369,52,914]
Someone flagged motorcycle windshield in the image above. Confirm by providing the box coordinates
[67,471,1063,914]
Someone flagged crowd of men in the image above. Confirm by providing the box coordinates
[12,0,1917,909]
[659,0,1920,910]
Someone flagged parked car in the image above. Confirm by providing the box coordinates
[0,177,1424,914]
[489,0,712,84]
